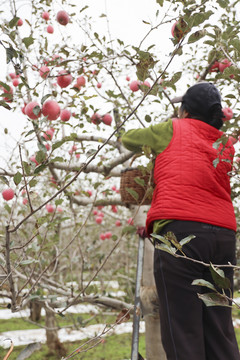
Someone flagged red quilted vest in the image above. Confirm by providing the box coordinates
[146,118,236,234]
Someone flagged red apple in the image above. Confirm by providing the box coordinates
[126,76,130,81]
[47,25,54,34]
[102,113,112,126]
[45,143,51,151]
[39,65,50,79]
[143,80,151,88]
[91,113,101,125]
[76,153,80,159]
[222,107,233,121]
[42,11,50,21]
[57,70,72,88]
[56,10,69,26]
[86,190,92,197]
[46,204,55,213]
[209,61,219,72]
[2,188,14,201]
[2,86,13,102]
[95,216,103,224]
[22,198,28,205]
[115,220,121,227]
[43,129,54,140]
[42,99,61,120]
[111,205,118,213]
[93,210,98,216]
[111,185,117,191]
[12,78,19,87]
[127,217,134,225]
[97,82,102,88]
[229,136,237,145]
[76,76,86,87]
[100,233,106,240]
[60,109,71,121]
[17,19,23,26]
[30,156,39,166]
[9,72,18,79]
[219,58,232,72]
[105,231,112,239]
[98,211,104,218]
[129,80,140,92]
[97,205,103,210]
[25,101,41,120]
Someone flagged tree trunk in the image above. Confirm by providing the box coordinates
[133,205,166,360]
[29,300,42,322]
[45,307,67,357]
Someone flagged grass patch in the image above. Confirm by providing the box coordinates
[0,312,116,332]
[0,333,146,360]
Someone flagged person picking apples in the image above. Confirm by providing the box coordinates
[122,81,240,360]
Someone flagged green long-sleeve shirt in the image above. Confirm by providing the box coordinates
[121,119,174,234]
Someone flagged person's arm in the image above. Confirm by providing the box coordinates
[121,119,173,155]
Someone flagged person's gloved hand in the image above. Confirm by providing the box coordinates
[136,226,148,238]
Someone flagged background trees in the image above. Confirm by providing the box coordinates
[0,0,240,358]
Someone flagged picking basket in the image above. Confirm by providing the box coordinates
[120,165,154,205]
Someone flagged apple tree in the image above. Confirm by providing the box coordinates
[0,0,240,358]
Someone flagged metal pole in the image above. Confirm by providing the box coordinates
[131,235,145,360]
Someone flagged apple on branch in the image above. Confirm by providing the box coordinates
[102,113,112,126]
[25,101,41,120]
[42,11,50,21]
[57,70,73,88]
[2,188,15,201]
[42,99,61,120]
[56,10,69,26]
[222,107,233,121]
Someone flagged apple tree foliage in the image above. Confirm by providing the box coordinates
[0,0,239,340]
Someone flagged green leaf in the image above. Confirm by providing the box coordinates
[122,225,136,235]
[213,158,219,168]
[189,11,213,27]
[29,179,37,188]
[22,36,34,49]
[134,177,145,187]
[20,259,39,265]
[32,105,41,117]
[0,101,11,110]
[179,234,196,246]
[151,233,171,247]
[154,243,177,255]
[55,199,63,206]
[23,161,31,175]
[0,81,11,92]
[156,0,164,5]
[13,171,22,185]
[188,30,206,44]
[170,71,182,84]
[216,0,228,8]
[50,157,64,163]
[209,263,231,289]
[52,140,65,151]
[126,188,139,201]
[230,39,240,53]
[192,279,217,291]
[145,115,152,123]
[41,94,51,104]
[0,176,9,186]
[36,150,46,164]
[34,164,47,174]
[4,204,11,214]
[198,292,229,307]
[6,47,18,63]
[9,16,20,28]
